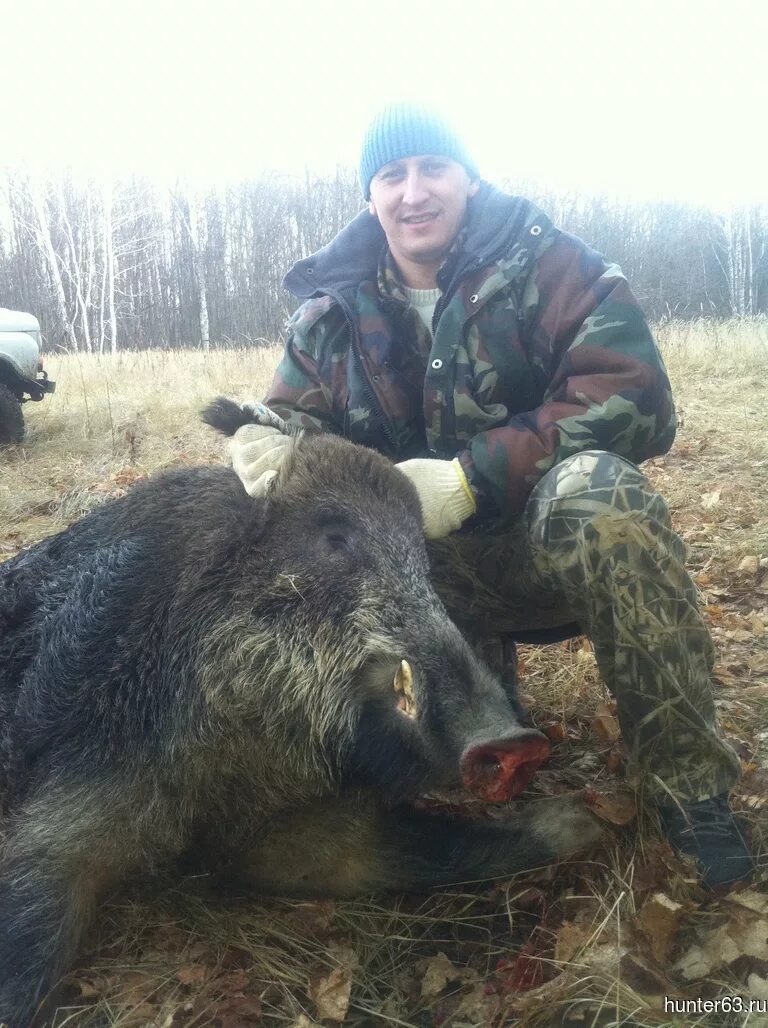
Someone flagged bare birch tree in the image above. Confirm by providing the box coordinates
[172,185,210,349]
[28,180,79,350]
[711,207,763,318]
[101,182,118,353]
[58,181,93,353]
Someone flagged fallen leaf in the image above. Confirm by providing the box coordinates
[419,953,453,998]
[493,948,546,993]
[187,940,214,961]
[500,970,575,1016]
[582,941,627,977]
[289,900,337,933]
[618,953,678,1005]
[554,921,593,964]
[116,971,159,1006]
[74,978,102,1000]
[584,789,636,825]
[725,629,755,643]
[747,974,768,1001]
[309,948,357,1023]
[674,904,768,980]
[215,969,251,992]
[713,664,740,686]
[726,890,768,915]
[633,839,690,893]
[704,603,726,620]
[636,893,685,963]
[543,722,567,743]
[419,952,472,999]
[605,749,624,774]
[577,644,596,664]
[738,555,760,575]
[749,614,765,636]
[217,993,263,1025]
[592,702,621,745]
[452,982,501,1021]
[310,966,352,1022]
[177,963,208,985]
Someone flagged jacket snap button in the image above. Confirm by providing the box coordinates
[306,266,314,274]
[530,225,542,236]
[431,358,443,370]
[469,293,479,304]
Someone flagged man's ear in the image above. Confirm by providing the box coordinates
[368,200,378,218]
[468,179,480,199]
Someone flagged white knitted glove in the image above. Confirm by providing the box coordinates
[395,457,477,538]
[230,423,293,497]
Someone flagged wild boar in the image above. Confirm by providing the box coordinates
[0,399,600,1025]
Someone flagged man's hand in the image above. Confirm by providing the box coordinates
[395,457,476,538]
[230,422,293,497]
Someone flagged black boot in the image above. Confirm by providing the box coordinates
[658,793,755,889]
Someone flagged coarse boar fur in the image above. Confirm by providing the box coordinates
[0,399,601,1025]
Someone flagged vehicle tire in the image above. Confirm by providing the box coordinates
[0,382,24,444]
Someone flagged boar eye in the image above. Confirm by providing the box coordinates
[323,531,352,552]
[316,519,355,555]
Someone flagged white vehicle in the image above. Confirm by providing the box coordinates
[0,308,55,443]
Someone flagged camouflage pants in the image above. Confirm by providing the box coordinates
[427,450,741,805]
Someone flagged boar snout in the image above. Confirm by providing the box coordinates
[460,729,550,803]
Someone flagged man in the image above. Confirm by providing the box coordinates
[231,103,753,888]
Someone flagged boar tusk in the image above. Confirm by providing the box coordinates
[393,660,414,698]
[394,660,417,719]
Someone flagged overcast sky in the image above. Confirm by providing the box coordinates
[2,0,766,208]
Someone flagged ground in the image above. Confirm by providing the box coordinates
[1,319,767,1027]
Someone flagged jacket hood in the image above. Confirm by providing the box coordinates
[282,182,552,302]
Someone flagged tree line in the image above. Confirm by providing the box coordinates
[0,168,765,352]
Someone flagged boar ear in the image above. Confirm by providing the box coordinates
[201,397,294,438]
[239,436,303,505]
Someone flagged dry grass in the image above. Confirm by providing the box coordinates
[0,345,283,544]
[656,316,768,376]
[2,320,768,1027]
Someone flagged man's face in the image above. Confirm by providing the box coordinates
[368,155,479,272]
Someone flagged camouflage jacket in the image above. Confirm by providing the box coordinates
[266,183,676,521]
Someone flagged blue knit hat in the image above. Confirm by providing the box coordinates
[358,103,480,200]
